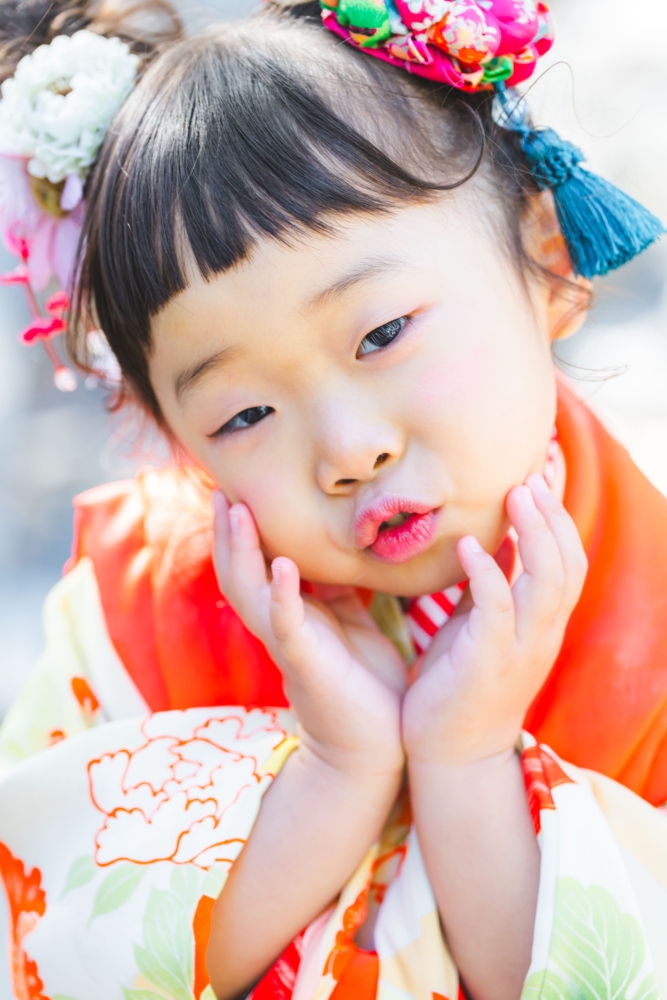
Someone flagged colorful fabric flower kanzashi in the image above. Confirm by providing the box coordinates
[321,0,554,91]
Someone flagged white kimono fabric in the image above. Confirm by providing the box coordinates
[0,559,666,1000]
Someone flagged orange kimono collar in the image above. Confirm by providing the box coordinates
[68,378,667,804]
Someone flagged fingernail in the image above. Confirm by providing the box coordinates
[515,484,533,505]
[272,561,282,584]
[229,507,240,536]
[463,535,483,554]
[527,473,549,495]
[213,490,224,514]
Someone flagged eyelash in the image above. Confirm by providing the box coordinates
[214,405,275,437]
[357,316,408,357]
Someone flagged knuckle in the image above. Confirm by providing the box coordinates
[269,608,293,645]
[531,518,553,539]
[493,596,514,617]
[273,625,294,645]
[543,573,566,608]
[550,564,566,592]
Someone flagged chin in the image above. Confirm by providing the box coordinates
[362,544,465,598]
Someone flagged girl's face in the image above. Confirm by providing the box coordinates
[149,196,561,596]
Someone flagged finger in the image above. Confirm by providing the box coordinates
[212,490,231,586]
[506,484,564,635]
[270,558,307,642]
[224,502,271,632]
[269,558,330,684]
[457,535,514,644]
[526,474,588,611]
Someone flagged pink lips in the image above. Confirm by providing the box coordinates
[355,496,440,565]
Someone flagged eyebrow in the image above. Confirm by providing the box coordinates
[307,255,404,310]
[174,347,235,403]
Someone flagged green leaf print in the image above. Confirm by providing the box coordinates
[201,866,226,901]
[632,976,660,1000]
[133,888,194,1000]
[170,864,202,910]
[91,863,146,919]
[522,878,659,1000]
[61,855,98,897]
[522,969,570,1000]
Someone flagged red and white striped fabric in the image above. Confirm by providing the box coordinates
[406,581,467,654]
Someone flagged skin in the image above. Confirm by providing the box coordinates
[148,190,588,1000]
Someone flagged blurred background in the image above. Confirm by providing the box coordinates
[0,5,664,723]
[0,0,665,993]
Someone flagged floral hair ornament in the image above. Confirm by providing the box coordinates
[0,30,138,390]
[320,0,664,279]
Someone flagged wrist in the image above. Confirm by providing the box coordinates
[297,733,404,789]
[408,748,526,821]
[408,745,518,778]
[297,722,404,782]
[403,716,523,769]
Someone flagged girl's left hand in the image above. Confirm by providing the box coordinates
[402,473,588,766]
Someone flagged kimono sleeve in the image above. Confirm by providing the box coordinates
[520,734,667,998]
[0,556,148,772]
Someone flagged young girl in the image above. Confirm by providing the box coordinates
[0,1,666,999]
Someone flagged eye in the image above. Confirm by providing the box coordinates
[357,316,408,357]
[214,405,275,437]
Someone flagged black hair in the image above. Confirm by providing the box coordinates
[70,4,541,422]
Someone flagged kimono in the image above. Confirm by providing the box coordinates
[1,378,667,1000]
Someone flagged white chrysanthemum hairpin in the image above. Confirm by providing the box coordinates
[0,30,137,390]
[0,30,138,186]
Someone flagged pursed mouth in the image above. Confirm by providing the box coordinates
[354,496,440,550]
[370,509,439,564]
[378,511,413,531]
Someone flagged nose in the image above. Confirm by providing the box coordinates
[315,413,405,494]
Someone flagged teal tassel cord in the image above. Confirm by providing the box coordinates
[494,87,665,280]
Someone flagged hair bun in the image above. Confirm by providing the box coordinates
[0,0,183,84]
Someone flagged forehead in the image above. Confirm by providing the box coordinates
[148,192,500,409]
[155,196,472,337]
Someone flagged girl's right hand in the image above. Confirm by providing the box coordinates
[212,492,406,779]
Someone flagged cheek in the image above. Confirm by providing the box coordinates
[212,452,323,560]
[407,334,555,492]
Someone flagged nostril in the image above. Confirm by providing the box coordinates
[335,478,357,486]
[374,453,390,469]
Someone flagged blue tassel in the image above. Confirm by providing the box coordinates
[520,128,665,279]
[493,88,665,280]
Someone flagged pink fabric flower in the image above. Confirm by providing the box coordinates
[0,152,83,292]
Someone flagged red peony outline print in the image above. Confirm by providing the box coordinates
[88,708,290,869]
